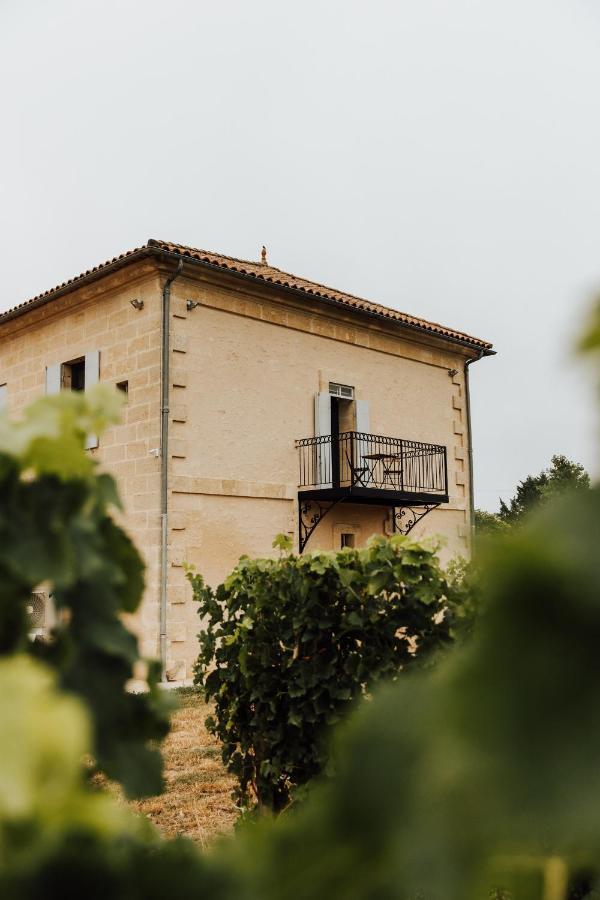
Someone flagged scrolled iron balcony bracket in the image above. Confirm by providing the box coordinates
[393,504,440,535]
[298,498,341,553]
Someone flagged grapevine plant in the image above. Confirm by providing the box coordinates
[190,533,467,812]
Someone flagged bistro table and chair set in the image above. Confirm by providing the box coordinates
[345,447,405,490]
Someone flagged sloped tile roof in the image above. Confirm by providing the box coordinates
[0,238,493,353]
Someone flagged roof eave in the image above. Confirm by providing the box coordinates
[0,242,494,356]
[0,246,155,326]
[152,245,494,356]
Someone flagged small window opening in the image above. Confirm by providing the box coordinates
[340,533,355,549]
[0,383,6,411]
[329,382,354,400]
[61,358,85,392]
[116,380,129,400]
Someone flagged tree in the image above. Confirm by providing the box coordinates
[499,454,590,525]
[476,455,591,534]
[474,508,508,535]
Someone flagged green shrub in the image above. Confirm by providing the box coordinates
[220,488,600,900]
[0,387,170,798]
[190,534,467,812]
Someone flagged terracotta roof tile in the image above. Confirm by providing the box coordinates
[1,245,149,322]
[0,239,493,353]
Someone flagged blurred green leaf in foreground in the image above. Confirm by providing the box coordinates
[0,386,171,798]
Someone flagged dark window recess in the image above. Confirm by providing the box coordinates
[341,533,355,549]
[116,380,129,399]
[61,359,85,391]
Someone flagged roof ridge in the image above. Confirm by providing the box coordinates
[151,239,392,305]
[148,238,259,269]
[151,238,390,305]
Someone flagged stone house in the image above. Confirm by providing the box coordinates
[0,239,493,679]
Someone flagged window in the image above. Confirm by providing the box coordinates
[116,380,129,400]
[334,524,361,550]
[0,383,6,411]
[46,352,100,449]
[61,358,86,391]
[329,382,354,400]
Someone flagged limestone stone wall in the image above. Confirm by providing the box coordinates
[0,258,478,679]
[0,263,163,661]
[163,270,475,678]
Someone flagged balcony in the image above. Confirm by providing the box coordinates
[295,431,449,550]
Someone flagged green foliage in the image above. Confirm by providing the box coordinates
[498,454,590,526]
[0,390,233,898]
[578,297,600,357]
[211,486,600,900]
[475,455,591,537]
[474,508,509,535]
[271,533,293,554]
[0,654,228,900]
[7,834,232,900]
[0,388,171,798]
[0,655,143,858]
[190,534,467,812]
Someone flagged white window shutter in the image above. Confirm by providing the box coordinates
[314,392,332,487]
[84,350,100,390]
[355,399,370,474]
[314,392,331,437]
[45,363,61,395]
[84,350,100,449]
[355,399,370,433]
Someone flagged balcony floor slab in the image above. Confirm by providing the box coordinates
[298,486,449,508]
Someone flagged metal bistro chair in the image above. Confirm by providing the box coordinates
[381,454,404,489]
[344,447,370,487]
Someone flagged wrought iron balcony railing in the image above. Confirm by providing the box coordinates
[296,431,448,498]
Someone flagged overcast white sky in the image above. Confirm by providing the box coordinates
[2,0,600,510]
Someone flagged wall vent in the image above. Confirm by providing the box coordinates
[27,592,47,630]
[27,591,57,636]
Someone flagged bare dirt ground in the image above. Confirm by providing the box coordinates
[130,688,237,847]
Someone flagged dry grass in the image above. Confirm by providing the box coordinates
[130,688,238,847]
